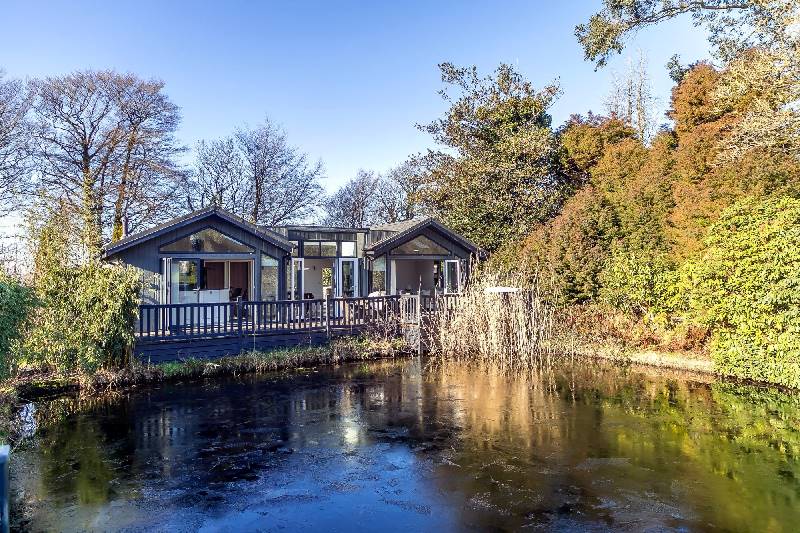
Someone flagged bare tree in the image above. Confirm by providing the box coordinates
[374,156,426,223]
[109,75,185,240]
[605,52,658,143]
[235,119,324,225]
[321,170,380,227]
[30,71,123,254]
[188,138,248,212]
[187,119,325,225]
[29,70,185,254]
[0,71,32,217]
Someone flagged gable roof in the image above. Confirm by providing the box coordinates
[365,217,482,256]
[103,206,294,258]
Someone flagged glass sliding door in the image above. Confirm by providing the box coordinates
[169,259,200,330]
[170,260,200,304]
[369,256,386,295]
[260,254,279,301]
[289,258,305,320]
[161,257,172,304]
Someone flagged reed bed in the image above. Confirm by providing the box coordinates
[429,271,560,368]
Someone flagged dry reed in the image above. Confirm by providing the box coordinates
[429,270,560,368]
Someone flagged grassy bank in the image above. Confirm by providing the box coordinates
[575,347,714,376]
[0,335,408,444]
[3,335,407,401]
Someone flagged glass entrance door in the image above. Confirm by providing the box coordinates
[443,260,461,294]
[336,258,358,298]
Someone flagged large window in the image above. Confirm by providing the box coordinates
[320,241,338,257]
[161,228,253,253]
[369,256,386,294]
[390,235,450,255]
[202,261,225,290]
[302,240,340,257]
[260,254,279,301]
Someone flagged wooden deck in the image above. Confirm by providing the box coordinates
[135,294,459,362]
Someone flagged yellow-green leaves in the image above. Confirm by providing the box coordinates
[677,196,800,387]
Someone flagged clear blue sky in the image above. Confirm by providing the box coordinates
[1,1,711,193]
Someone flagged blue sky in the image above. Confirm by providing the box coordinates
[1,1,712,194]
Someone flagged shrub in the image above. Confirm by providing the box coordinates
[514,186,620,304]
[23,263,141,374]
[0,271,36,379]
[599,246,676,318]
[676,196,800,387]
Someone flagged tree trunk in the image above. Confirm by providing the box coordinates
[81,149,102,258]
[251,173,262,224]
[112,129,137,242]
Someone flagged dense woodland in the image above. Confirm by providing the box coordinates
[1,0,800,386]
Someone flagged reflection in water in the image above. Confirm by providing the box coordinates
[10,359,800,532]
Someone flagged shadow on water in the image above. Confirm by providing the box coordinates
[10,358,800,532]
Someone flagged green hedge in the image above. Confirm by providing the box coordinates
[599,246,675,318]
[0,272,36,379]
[677,196,800,387]
[22,263,141,374]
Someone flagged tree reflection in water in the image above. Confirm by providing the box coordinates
[10,359,800,532]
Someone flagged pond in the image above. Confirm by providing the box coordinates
[10,358,800,532]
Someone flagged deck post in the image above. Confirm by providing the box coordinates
[324,293,331,340]
[236,297,242,333]
[0,445,8,533]
[416,292,422,355]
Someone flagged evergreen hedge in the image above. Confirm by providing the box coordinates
[677,196,800,387]
[0,272,36,379]
[22,263,141,374]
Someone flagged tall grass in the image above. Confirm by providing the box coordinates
[429,270,559,368]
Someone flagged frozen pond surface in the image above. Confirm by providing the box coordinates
[10,358,800,532]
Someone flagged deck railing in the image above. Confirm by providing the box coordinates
[137,295,418,341]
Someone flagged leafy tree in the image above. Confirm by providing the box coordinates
[514,114,676,305]
[576,1,782,68]
[577,1,800,158]
[22,205,140,374]
[418,63,565,252]
[600,246,675,317]
[559,113,637,177]
[0,270,35,378]
[519,186,620,303]
[667,63,800,259]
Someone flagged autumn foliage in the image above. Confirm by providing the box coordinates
[503,62,800,385]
